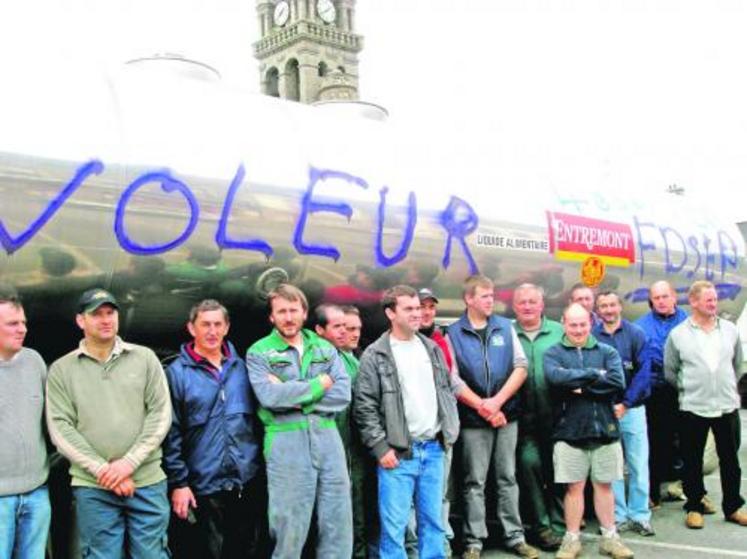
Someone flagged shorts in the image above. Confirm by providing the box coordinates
[553,440,623,483]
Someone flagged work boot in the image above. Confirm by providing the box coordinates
[726,509,747,526]
[599,533,634,559]
[535,529,563,551]
[555,533,582,559]
[702,495,717,514]
[511,542,539,559]
[461,547,481,559]
[686,511,704,529]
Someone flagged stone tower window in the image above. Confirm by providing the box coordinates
[318,61,328,77]
[285,59,301,102]
[265,67,280,97]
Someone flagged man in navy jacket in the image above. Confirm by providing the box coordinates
[634,280,688,507]
[163,299,261,559]
[544,303,632,559]
[593,291,653,536]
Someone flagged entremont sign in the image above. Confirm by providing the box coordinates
[546,211,636,267]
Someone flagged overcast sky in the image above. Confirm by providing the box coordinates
[2,0,747,222]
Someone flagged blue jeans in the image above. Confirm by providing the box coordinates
[613,406,651,523]
[75,480,170,559]
[378,440,445,559]
[0,485,51,559]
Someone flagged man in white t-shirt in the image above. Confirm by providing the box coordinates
[355,285,459,559]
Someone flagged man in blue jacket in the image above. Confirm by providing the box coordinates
[593,291,654,536]
[163,299,262,559]
[634,281,688,507]
[544,303,632,559]
[446,275,538,559]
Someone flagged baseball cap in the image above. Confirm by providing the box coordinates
[418,288,439,303]
[78,288,119,314]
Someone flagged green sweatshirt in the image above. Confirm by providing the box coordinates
[514,317,564,436]
[46,338,171,487]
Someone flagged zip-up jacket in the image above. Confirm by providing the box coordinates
[246,329,350,454]
[446,313,523,427]
[593,319,652,408]
[514,317,564,436]
[544,335,625,445]
[162,342,260,496]
[664,317,743,416]
[354,332,459,460]
[635,307,688,387]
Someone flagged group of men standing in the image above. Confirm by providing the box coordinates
[0,272,745,559]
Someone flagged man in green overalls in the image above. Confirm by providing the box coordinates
[314,303,371,559]
[247,285,352,559]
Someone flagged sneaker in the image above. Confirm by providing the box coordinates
[686,511,704,529]
[511,542,539,559]
[534,529,563,551]
[599,533,635,559]
[726,509,747,526]
[462,548,481,559]
[702,495,717,515]
[615,520,631,533]
[629,520,656,537]
[555,534,582,559]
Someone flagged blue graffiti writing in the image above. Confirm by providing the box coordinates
[293,167,368,262]
[625,282,742,305]
[215,164,273,259]
[114,171,200,255]
[0,160,104,255]
[374,187,417,267]
[633,216,736,281]
[440,196,479,275]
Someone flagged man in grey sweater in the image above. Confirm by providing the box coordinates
[0,293,50,559]
[664,280,747,529]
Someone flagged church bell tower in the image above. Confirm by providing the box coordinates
[254,1,363,104]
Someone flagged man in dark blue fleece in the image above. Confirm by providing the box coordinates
[544,303,631,559]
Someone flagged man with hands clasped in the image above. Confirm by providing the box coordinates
[445,275,538,559]
[46,289,172,558]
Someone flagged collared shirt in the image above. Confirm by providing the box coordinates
[592,319,651,408]
[184,342,231,379]
[664,317,743,417]
[75,336,130,363]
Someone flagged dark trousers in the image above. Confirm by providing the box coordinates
[646,384,680,503]
[170,477,266,559]
[679,410,745,516]
[516,434,565,538]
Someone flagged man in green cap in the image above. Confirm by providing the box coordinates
[46,288,172,558]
